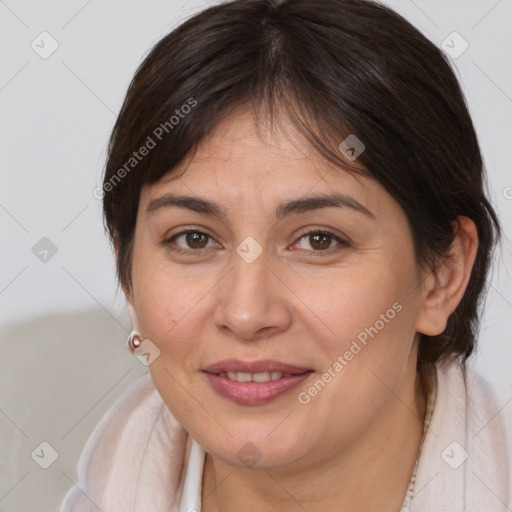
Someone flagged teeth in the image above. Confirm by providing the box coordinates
[252,371,271,382]
[228,371,252,382]
[219,371,294,382]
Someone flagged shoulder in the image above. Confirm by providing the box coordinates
[59,372,188,512]
[424,360,512,509]
[439,359,512,435]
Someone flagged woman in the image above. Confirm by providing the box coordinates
[59,0,511,510]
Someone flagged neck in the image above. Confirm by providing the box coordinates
[202,359,427,512]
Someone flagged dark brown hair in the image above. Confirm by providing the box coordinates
[102,0,501,380]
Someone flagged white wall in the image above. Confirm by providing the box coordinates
[1,0,214,326]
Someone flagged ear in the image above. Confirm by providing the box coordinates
[125,288,143,334]
[123,272,139,332]
[115,239,140,333]
[415,216,479,336]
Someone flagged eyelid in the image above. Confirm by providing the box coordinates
[162,226,350,256]
[292,228,350,254]
[161,228,218,251]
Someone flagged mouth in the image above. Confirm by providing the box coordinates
[212,370,301,382]
[201,359,314,405]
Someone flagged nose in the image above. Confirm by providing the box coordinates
[213,249,292,341]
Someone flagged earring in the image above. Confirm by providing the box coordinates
[127,330,142,354]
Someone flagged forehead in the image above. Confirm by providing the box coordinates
[168,108,328,181]
[140,108,393,221]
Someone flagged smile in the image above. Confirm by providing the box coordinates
[202,359,314,405]
[218,371,293,382]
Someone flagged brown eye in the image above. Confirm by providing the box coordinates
[294,229,349,255]
[162,229,217,254]
[185,232,209,249]
[309,233,332,250]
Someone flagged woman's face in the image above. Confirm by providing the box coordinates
[128,109,428,471]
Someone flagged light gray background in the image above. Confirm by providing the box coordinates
[1,1,511,511]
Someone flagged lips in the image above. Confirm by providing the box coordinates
[202,359,314,405]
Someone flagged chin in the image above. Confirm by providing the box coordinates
[212,442,302,471]
[200,423,307,468]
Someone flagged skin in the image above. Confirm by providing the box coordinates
[126,108,478,512]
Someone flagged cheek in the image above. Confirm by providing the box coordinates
[134,273,205,354]
[132,264,210,424]
[299,262,413,347]
[293,272,419,444]
[131,244,203,356]
[294,255,421,407]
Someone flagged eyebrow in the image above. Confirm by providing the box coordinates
[145,192,376,221]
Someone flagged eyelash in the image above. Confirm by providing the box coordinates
[162,228,349,256]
